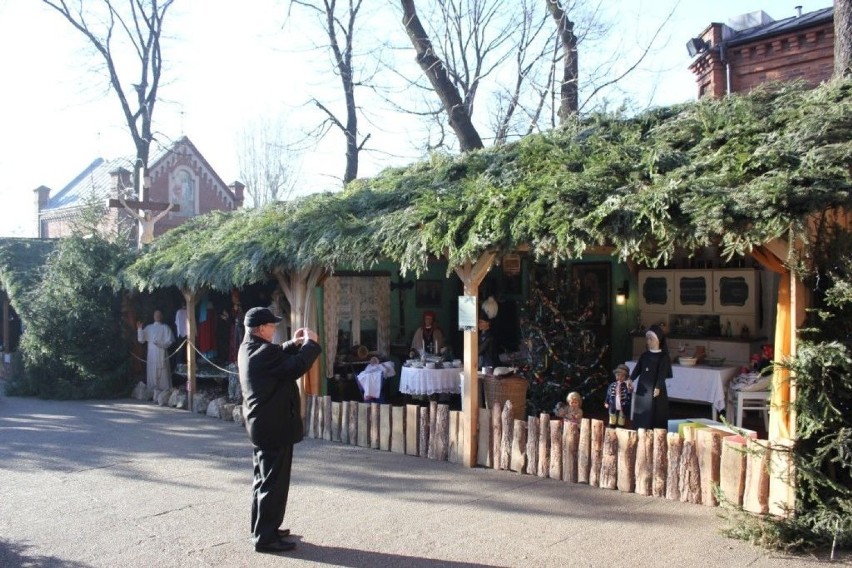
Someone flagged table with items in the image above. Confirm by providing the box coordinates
[399,359,463,395]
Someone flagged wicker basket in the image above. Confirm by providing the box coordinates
[481,375,528,421]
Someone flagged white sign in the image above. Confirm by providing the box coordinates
[458,295,477,330]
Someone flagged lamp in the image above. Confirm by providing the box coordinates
[615,280,629,305]
[686,37,709,57]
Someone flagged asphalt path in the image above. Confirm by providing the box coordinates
[0,390,847,567]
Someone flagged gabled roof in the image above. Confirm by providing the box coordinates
[726,7,833,47]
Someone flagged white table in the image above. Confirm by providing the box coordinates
[626,361,739,420]
[399,366,462,395]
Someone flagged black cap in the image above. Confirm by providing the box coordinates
[244,307,282,328]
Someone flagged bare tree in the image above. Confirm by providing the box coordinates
[290,0,372,184]
[836,0,852,77]
[545,0,577,122]
[41,0,175,201]
[237,117,301,207]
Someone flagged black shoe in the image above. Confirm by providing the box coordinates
[278,528,290,537]
[255,539,296,553]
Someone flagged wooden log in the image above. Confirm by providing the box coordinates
[549,420,563,480]
[679,440,702,505]
[525,416,539,475]
[563,421,579,483]
[391,406,406,454]
[617,429,638,493]
[405,404,419,456]
[419,404,430,458]
[315,395,324,439]
[577,418,591,483]
[491,401,503,470]
[428,401,438,459]
[448,410,460,463]
[665,433,683,501]
[697,429,722,507]
[510,419,527,473]
[357,402,370,448]
[537,413,550,478]
[435,404,450,461]
[477,407,491,467]
[499,401,514,470]
[599,428,619,490]
[340,401,350,445]
[348,400,359,445]
[456,409,466,465]
[370,402,381,449]
[635,428,653,496]
[323,396,333,441]
[769,439,795,518]
[588,419,605,487]
[379,404,392,451]
[331,401,341,442]
[720,436,747,507]
[652,428,668,497]
[743,439,771,515]
[306,396,316,438]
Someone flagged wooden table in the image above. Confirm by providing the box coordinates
[626,361,739,420]
[399,366,462,395]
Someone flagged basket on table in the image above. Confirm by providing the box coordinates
[481,374,528,421]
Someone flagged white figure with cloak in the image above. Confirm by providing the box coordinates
[137,310,176,390]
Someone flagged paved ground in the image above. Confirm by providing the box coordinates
[0,389,847,567]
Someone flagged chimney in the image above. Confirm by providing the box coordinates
[229,181,245,209]
[795,5,802,17]
[33,185,51,210]
[109,167,133,196]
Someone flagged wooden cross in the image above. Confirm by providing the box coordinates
[108,197,180,247]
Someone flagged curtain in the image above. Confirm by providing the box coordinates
[323,276,340,377]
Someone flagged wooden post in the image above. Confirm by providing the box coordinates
[341,401,350,444]
[306,396,316,438]
[391,405,406,454]
[666,433,683,501]
[697,429,722,507]
[491,401,503,469]
[419,403,430,458]
[769,439,795,517]
[511,419,527,473]
[348,400,359,445]
[652,428,668,497]
[525,416,539,475]
[537,413,550,478]
[743,439,771,514]
[357,402,370,448]
[617,429,638,493]
[680,440,702,505]
[500,401,514,470]
[181,288,198,412]
[635,428,653,496]
[448,410,461,463]
[720,436,747,507]
[370,402,381,449]
[549,420,563,480]
[314,395,324,439]
[563,421,579,483]
[323,396,333,441]
[406,404,419,456]
[331,401,342,442]
[379,403,392,451]
[478,406,492,467]
[577,418,591,483]
[436,404,450,461]
[589,419,605,487]
[428,401,438,459]
[599,428,619,490]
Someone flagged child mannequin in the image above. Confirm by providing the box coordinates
[555,391,583,424]
[605,363,633,428]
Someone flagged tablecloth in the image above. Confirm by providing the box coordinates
[626,360,739,418]
[399,366,462,395]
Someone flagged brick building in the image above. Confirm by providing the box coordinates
[34,136,244,242]
[688,6,834,99]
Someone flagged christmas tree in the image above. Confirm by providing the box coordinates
[516,263,611,416]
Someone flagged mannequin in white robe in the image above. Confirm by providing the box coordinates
[137,310,175,390]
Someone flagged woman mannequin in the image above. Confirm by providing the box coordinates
[629,324,671,429]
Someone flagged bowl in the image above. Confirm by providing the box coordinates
[425,362,437,369]
[678,356,698,367]
[704,356,726,367]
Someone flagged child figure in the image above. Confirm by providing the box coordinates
[555,391,583,424]
[604,364,633,428]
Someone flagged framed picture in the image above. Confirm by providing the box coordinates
[571,262,612,326]
[415,279,442,308]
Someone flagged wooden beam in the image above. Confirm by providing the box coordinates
[107,198,180,212]
[181,288,198,412]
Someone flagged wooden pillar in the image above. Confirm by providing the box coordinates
[181,288,198,412]
[454,252,496,468]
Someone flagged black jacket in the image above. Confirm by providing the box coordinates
[239,334,322,449]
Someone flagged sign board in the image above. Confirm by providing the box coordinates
[458,295,477,331]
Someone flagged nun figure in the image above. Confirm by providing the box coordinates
[629,324,671,430]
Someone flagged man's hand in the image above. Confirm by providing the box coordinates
[653,387,660,398]
[292,328,318,345]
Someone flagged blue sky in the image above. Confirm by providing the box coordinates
[0,0,834,237]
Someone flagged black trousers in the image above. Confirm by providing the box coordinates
[250,444,294,545]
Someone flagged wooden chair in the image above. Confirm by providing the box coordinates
[735,390,770,430]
